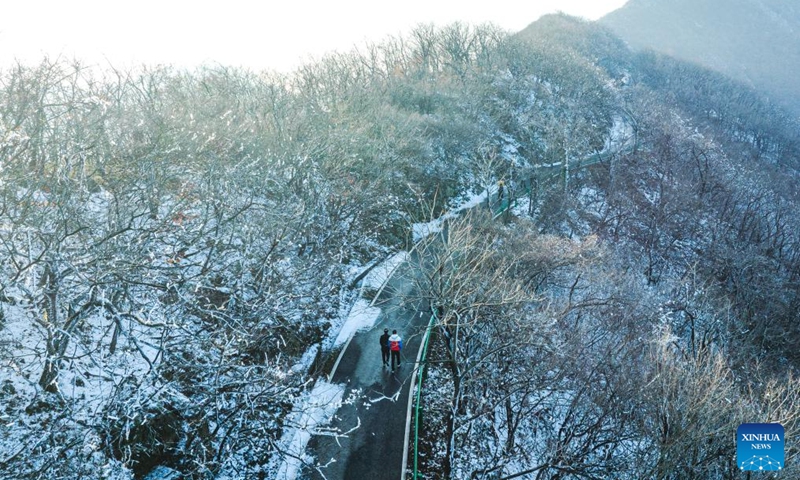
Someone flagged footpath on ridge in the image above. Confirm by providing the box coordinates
[307,250,430,480]
[304,124,634,479]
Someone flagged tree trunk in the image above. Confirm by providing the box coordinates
[39,356,60,394]
[444,365,461,478]
[505,396,515,453]
[444,342,461,478]
[38,262,61,393]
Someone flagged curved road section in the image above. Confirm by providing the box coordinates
[307,254,429,480]
[304,118,634,479]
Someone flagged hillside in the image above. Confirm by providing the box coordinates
[600,0,800,118]
[0,14,799,479]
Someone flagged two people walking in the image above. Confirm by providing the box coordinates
[379,328,402,371]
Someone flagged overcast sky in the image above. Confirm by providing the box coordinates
[1,0,629,73]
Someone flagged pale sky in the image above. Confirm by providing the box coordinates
[0,0,629,73]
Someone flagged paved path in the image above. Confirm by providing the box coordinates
[307,256,430,480]
[303,124,635,479]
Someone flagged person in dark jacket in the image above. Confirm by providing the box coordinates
[379,328,390,367]
[388,330,403,371]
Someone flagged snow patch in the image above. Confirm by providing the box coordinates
[361,251,408,291]
[268,380,346,480]
[332,299,381,349]
[412,190,488,242]
[291,344,320,374]
[603,114,635,152]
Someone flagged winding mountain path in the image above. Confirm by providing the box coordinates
[307,254,429,480]
[304,120,635,478]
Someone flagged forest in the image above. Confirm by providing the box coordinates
[0,13,799,479]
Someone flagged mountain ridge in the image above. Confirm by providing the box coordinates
[1,14,799,479]
[599,0,800,117]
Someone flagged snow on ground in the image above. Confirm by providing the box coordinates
[412,189,488,242]
[291,344,320,374]
[0,296,161,480]
[267,380,346,480]
[330,298,381,349]
[603,114,635,153]
[511,197,531,218]
[0,299,158,414]
[264,243,419,478]
[269,249,412,477]
[325,251,410,352]
[412,219,445,242]
[262,188,498,478]
[361,251,408,291]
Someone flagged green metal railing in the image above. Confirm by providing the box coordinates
[412,313,437,479]
[492,150,620,220]
[409,131,638,477]
[493,195,516,218]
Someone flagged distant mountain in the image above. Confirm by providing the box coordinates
[600,0,800,118]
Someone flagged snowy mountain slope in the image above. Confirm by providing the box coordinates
[600,0,800,118]
[1,15,799,480]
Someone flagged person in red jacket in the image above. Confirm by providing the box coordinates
[388,330,402,372]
